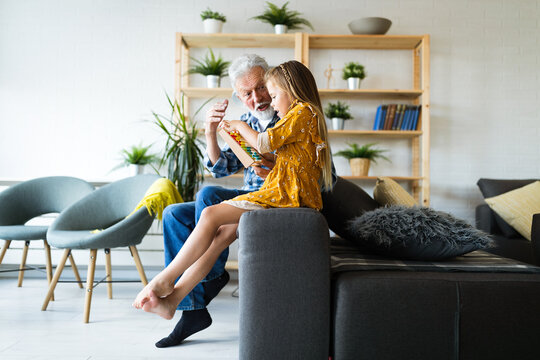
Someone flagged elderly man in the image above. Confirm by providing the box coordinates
[155,54,279,348]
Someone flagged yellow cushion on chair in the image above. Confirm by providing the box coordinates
[373,177,418,207]
[130,178,183,220]
[485,181,540,240]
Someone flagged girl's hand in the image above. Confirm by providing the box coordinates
[221,120,245,132]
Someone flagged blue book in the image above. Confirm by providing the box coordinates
[401,106,411,130]
[379,105,388,130]
[411,105,421,130]
[373,105,382,130]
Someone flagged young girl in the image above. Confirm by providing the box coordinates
[133,60,333,319]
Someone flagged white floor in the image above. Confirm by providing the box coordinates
[0,269,239,360]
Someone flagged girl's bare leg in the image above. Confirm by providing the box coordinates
[133,203,247,309]
[142,223,238,319]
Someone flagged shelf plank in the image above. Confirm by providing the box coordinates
[215,174,422,181]
[329,130,422,137]
[309,35,424,50]
[181,88,234,98]
[180,33,297,48]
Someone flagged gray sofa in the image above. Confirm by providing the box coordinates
[237,178,540,360]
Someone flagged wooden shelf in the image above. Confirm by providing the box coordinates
[309,35,424,50]
[329,130,422,137]
[180,33,298,48]
[180,87,233,98]
[218,174,422,181]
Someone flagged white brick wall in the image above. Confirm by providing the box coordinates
[1,0,539,267]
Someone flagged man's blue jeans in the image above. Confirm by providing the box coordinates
[162,186,250,310]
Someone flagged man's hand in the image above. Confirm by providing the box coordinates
[205,99,229,135]
[251,157,275,179]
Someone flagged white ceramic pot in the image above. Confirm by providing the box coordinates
[206,75,221,88]
[274,24,288,34]
[129,164,145,176]
[332,117,345,130]
[203,19,224,34]
[347,77,361,90]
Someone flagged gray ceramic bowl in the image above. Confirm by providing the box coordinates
[348,17,392,35]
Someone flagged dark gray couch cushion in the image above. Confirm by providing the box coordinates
[347,206,493,260]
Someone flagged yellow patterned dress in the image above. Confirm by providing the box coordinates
[225,100,326,210]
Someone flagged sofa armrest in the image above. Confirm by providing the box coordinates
[476,203,498,234]
[238,208,330,360]
[532,214,540,265]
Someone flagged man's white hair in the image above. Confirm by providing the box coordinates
[228,54,269,91]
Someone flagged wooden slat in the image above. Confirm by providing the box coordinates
[309,35,424,49]
[180,33,297,48]
[328,130,422,137]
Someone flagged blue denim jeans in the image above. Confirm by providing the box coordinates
[162,186,250,310]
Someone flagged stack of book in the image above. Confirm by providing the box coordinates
[373,104,421,131]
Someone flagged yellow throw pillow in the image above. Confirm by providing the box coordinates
[373,177,418,207]
[484,181,540,240]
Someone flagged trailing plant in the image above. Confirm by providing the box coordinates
[151,93,209,202]
[250,1,314,30]
[334,143,390,163]
[342,61,366,80]
[188,48,230,77]
[324,101,353,120]
[200,8,227,22]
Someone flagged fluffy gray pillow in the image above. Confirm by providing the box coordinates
[348,205,493,260]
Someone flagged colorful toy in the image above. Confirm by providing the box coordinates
[218,128,262,168]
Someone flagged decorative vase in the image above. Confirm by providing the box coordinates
[350,158,370,176]
[274,24,288,34]
[129,164,145,176]
[332,117,345,130]
[347,77,361,90]
[203,19,224,34]
[206,75,221,88]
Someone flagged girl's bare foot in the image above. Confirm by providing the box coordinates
[141,290,177,320]
[133,276,174,309]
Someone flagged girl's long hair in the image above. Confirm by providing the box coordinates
[265,60,333,190]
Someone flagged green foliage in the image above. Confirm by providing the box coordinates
[119,143,159,166]
[188,48,230,77]
[200,8,227,22]
[334,143,390,163]
[151,93,208,202]
[250,1,314,30]
[342,62,366,80]
[324,101,352,120]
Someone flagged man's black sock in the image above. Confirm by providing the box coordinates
[203,270,230,306]
[155,308,212,348]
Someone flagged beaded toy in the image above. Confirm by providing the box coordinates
[218,128,262,168]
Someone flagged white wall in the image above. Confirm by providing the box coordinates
[1,0,539,267]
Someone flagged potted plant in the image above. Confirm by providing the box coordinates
[250,1,314,34]
[151,93,206,202]
[114,143,159,176]
[342,62,366,90]
[324,101,353,130]
[334,143,390,176]
[188,48,230,88]
[200,8,226,33]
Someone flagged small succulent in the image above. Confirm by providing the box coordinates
[324,101,352,120]
[188,48,230,77]
[250,1,314,30]
[342,62,366,80]
[200,8,227,22]
[334,143,390,163]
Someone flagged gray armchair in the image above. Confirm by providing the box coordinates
[0,176,94,289]
[41,174,161,323]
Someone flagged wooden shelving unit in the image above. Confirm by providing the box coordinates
[175,32,430,205]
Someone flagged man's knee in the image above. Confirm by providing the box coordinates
[196,186,226,207]
[163,202,195,225]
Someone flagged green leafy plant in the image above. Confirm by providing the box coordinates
[120,143,159,166]
[342,62,366,80]
[188,48,230,77]
[334,143,390,163]
[250,1,314,30]
[324,101,353,120]
[200,8,227,22]
[151,93,208,202]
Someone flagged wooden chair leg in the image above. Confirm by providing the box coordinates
[129,246,148,286]
[43,240,54,301]
[42,249,70,311]
[83,249,97,324]
[18,241,30,287]
[68,253,83,289]
[104,248,113,299]
[0,239,11,265]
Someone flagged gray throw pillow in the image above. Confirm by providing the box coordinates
[348,206,493,260]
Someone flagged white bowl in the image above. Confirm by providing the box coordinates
[348,17,392,35]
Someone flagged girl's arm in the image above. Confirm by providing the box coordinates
[221,120,260,150]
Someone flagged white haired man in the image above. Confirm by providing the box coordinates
[155,54,279,348]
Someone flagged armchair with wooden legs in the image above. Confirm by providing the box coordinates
[0,177,94,292]
[41,174,160,323]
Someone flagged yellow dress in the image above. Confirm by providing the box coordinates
[227,100,325,210]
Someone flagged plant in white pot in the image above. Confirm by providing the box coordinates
[200,8,226,33]
[250,1,314,34]
[334,143,390,177]
[188,48,230,88]
[115,143,159,176]
[342,61,366,90]
[324,101,352,130]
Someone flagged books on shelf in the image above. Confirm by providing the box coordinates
[373,104,421,131]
